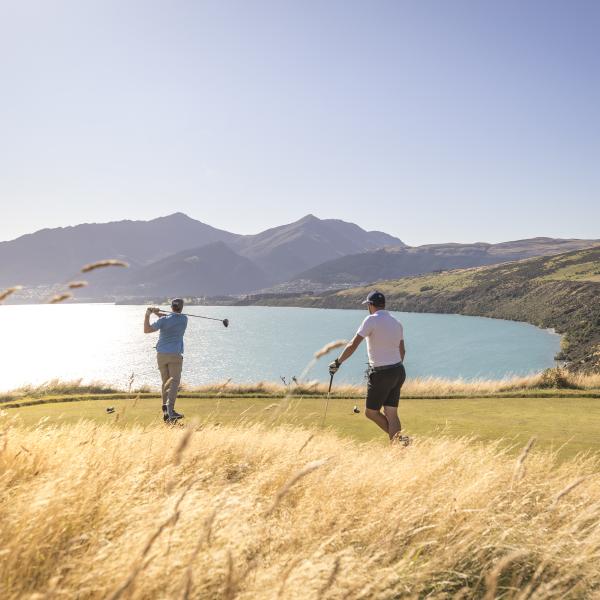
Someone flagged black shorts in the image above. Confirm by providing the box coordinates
[366,363,406,410]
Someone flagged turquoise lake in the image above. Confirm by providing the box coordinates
[0,304,561,391]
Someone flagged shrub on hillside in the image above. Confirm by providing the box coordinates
[539,367,578,389]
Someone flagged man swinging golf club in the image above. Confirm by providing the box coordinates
[144,298,188,422]
[329,291,409,444]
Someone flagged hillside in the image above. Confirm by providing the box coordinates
[294,237,600,286]
[111,242,272,296]
[0,212,235,287]
[244,246,600,372]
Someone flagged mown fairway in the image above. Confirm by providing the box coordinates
[7,393,600,458]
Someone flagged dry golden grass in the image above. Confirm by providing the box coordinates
[49,292,73,304]
[183,369,600,397]
[314,340,348,360]
[0,379,121,403]
[401,369,600,395]
[80,259,129,273]
[0,286,23,303]
[1,417,599,599]
[2,369,599,404]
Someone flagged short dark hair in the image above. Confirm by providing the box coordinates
[171,298,184,313]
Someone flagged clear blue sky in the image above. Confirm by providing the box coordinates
[1,0,598,245]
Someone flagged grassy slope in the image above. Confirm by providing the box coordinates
[294,238,600,285]
[6,392,600,459]
[248,246,600,372]
[2,419,599,599]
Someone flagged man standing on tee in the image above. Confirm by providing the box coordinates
[329,291,408,443]
[144,298,188,422]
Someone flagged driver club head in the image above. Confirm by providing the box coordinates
[223,318,229,328]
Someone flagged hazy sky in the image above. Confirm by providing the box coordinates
[1,1,598,246]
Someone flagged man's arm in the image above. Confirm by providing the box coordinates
[337,334,364,365]
[400,339,406,362]
[144,307,159,334]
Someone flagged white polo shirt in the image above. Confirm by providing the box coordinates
[356,310,404,368]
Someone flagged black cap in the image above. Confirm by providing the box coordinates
[361,291,385,306]
[171,298,184,311]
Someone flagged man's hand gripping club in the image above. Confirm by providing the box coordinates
[143,307,161,334]
[328,358,341,376]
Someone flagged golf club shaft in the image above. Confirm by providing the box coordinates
[158,310,225,323]
[322,373,334,426]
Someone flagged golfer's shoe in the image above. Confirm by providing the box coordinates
[391,433,412,447]
[162,405,169,422]
[165,415,184,425]
[165,411,183,425]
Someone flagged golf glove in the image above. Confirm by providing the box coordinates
[329,358,341,376]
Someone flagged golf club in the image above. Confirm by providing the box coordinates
[158,310,229,328]
[321,372,334,426]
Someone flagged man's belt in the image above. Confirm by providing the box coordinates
[371,362,403,372]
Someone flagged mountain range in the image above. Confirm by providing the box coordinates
[293,238,600,285]
[0,212,597,300]
[0,213,405,298]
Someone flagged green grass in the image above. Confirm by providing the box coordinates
[5,393,600,459]
[336,268,479,296]
[540,263,600,283]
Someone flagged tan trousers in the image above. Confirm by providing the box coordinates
[157,353,183,413]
